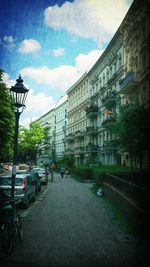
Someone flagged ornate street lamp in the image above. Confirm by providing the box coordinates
[10,74,29,206]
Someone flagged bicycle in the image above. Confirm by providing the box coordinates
[0,198,23,255]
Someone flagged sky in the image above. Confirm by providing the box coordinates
[0,0,133,127]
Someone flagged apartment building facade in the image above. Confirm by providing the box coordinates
[65,73,90,165]
[65,29,124,165]
[54,96,68,160]
[35,0,149,167]
[64,0,150,166]
[119,0,150,167]
[36,96,68,165]
[36,108,55,166]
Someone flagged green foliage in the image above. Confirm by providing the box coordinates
[73,165,94,180]
[56,156,75,172]
[112,103,150,168]
[0,70,15,161]
[18,122,45,162]
[73,165,133,185]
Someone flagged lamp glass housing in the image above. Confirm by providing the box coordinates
[10,75,29,110]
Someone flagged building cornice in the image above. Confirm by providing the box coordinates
[67,72,87,94]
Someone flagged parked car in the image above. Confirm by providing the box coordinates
[33,168,48,185]
[16,170,41,195]
[28,172,41,195]
[0,174,36,208]
[16,169,28,174]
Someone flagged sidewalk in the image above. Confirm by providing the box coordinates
[1,172,149,267]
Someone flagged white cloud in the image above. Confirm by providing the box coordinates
[3,73,55,128]
[2,73,16,87]
[3,36,14,44]
[53,48,65,57]
[18,39,41,54]
[19,89,55,127]
[19,117,34,129]
[25,89,55,114]
[21,49,102,92]
[3,35,15,48]
[21,65,78,92]
[44,0,133,47]
[75,50,104,73]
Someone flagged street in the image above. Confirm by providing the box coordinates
[0,173,149,267]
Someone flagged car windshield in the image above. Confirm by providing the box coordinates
[15,178,23,186]
[0,177,23,186]
[0,177,11,185]
[34,169,45,173]
[16,170,27,174]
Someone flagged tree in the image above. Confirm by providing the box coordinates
[0,70,15,162]
[18,122,45,163]
[112,103,150,169]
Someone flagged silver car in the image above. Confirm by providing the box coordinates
[32,168,48,185]
[0,174,36,208]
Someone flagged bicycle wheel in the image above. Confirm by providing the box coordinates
[1,222,13,255]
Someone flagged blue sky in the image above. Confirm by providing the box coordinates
[0,0,133,127]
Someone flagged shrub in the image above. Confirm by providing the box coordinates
[73,165,94,180]
[73,165,134,185]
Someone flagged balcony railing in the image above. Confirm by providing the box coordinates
[74,130,85,138]
[102,115,116,126]
[86,144,99,153]
[62,126,66,132]
[64,148,74,155]
[74,146,84,154]
[66,133,74,141]
[119,72,138,94]
[107,72,118,85]
[102,140,118,151]
[101,92,116,108]
[91,91,99,99]
[85,104,98,118]
[86,126,98,135]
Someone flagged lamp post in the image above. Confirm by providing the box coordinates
[10,74,29,208]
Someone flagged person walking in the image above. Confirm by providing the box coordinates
[60,166,65,178]
[65,167,69,178]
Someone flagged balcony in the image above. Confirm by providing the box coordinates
[119,72,138,94]
[101,92,116,108]
[91,91,99,100]
[39,142,51,149]
[90,74,99,85]
[86,126,98,136]
[66,133,74,141]
[102,140,118,151]
[74,146,84,154]
[86,143,99,153]
[107,72,118,85]
[74,130,85,139]
[62,126,66,132]
[62,137,66,143]
[85,104,98,118]
[102,115,116,126]
[64,148,74,156]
